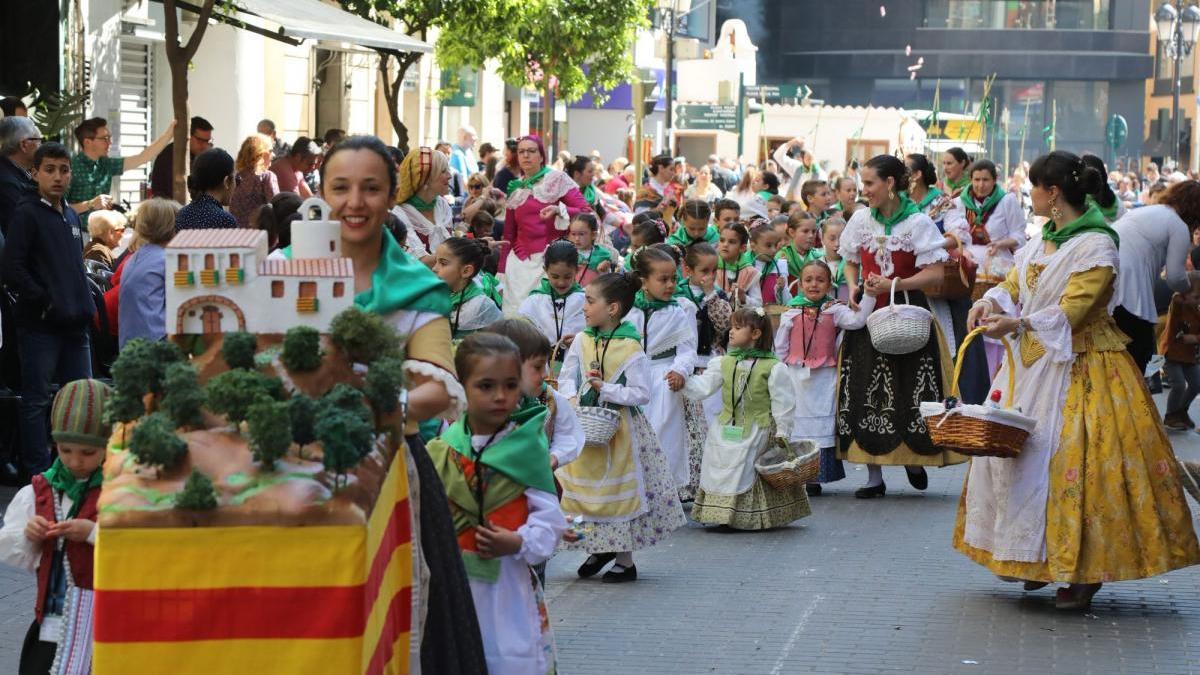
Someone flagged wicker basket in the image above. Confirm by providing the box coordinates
[919,328,1036,458]
[756,439,820,490]
[970,275,1004,302]
[866,278,932,355]
[925,235,976,300]
[765,304,786,334]
[577,406,621,446]
[544,341,565,391]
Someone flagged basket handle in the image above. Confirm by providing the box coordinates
[950,327,1017,407]
[888,276,912,308]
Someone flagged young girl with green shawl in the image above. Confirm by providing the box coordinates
[433,237,503,340]
[517,240,586,372]
[426,333,565,674]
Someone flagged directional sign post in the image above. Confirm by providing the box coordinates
[743,84,811,103]
[675,104,740,131]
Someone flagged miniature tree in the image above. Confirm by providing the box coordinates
[105,391,147,435]
[246,397,293,470]
[205,370,284,426]
[281,326,323,372]
[364,356,405,426]
[288,395,319,450]
[111,338,185,405]
[129,412,188,476]
[160,362,206,429]
[329,307,400,364]
[175,468,218,510]
[221,331,258,370]
[321,383,373,425]
[314,408,373,487]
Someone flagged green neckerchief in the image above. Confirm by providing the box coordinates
[718,251,754,273]
[1042,204,1120,247]
[581,183,597,205]
[666,224,719,248]
[517,383,549,413]
[438,406,556,495]
[946,174,969,194]
[578,245,614,270]
[478,271,503,308]
[870,195,921,235]
[829,201,844,212]
[912,186,943,211]
[42,458,102,519]
[506,166,550,195]
[528,278,583,300]
[583,321,642,343]
[778,244,824,276]
[788,294,834,308]
[1085,194,1120,223]
[816,208,839,226]
[674,278,703,305]
[450,281,486,310]
[756,190,774,201]
[634,290,677,311]
[961,185,1004,217]
[406,194,438,211]
[283,228,451,317]
[727,347,777,361]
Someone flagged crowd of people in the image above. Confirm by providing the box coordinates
[2,100,1200,672]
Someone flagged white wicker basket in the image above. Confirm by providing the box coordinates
[755,439,821,490]
[866,277,932,355]
[577,406,621,446]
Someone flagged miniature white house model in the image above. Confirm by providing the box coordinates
[165,198,354,335]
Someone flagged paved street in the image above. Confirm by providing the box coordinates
[4,397,1200,673]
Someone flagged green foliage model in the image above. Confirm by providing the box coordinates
[175,469,219,510]
[111,338,184,401]
[104,391,147,427]
[246,397,294,470]
[329,307,400,364]
[205,370,284,426]
[287,395,320,448]
[160,362,207,429]
[315,408,374,487]
[221,331,258,370]
[129,412,189,474]
[364,356,405,417]
[281,326,323,372]
[320,383,373,425]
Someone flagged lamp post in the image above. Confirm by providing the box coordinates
[1155,1,1200,167]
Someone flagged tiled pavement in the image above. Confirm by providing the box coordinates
[4,397,1200,674]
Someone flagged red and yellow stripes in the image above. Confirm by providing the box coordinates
[94,453,413,674]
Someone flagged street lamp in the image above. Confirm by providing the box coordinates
[1155,1,1200,166]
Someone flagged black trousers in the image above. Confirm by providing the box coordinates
[19,620,55,675]
[1114,305,1156,377]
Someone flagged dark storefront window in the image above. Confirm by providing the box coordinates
[922,1,1111,30]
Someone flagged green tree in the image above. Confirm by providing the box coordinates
[175,468,218,510]
[288,395,320,449]
[129,412,189,475]
[111,338,185,403]
[438,0,651,143]
[320,383,373,425]
[315,408,374,487]
[364,356,405,424]
[281,326,323,372]
[104,391,148,448]
[246,397,293,470]
[329,307,401,365]
[221,331,258,370]
[160,362,206,429]
[206,370,284,426]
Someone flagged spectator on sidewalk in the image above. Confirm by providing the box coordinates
[492,138,520,193]
[120,199,179,348]
[176,148,236,230]
[270,137,320,199]
[258,118,290,160]
[148,115,212,199]
[67,117,174,218]
[229,134,279,228]
[0,115,40,240]
[82,210,127,268]
[2,142,95,474]
[0,96,27,117]
[449,125,479,177]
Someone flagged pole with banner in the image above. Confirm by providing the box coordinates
[737,73,745,159]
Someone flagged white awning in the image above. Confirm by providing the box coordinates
[232,0,431,52]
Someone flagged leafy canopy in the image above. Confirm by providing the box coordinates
[175,469,219,510]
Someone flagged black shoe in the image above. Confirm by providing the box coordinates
[906,466,929,491]
[805,483,822,496]
[601,564,637,583]
[854,482,886,499]
[577,552,616,578]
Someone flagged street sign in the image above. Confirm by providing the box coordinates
[743,84,811,102]
[440,67,477,107]
[675,104,739,131]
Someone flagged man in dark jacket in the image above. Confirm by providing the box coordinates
[149,115,212,199]
[0,115,40,242]
[1,142,94,473]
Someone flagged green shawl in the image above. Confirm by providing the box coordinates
[666,224,720,248]
[727,348,777,361]
[778,244,824,276]
[579,245,614,271]
[506,166,550,195]
[1085,194,1120,223]
[788,294,834,308]
[634,290,677,311]
[961,186,1004,218]
[870,196,921,235]
[583,322,641,343]
[42,458,103,519]
[946,174,970,194]
[718,251,755,273]
[912,186,943,211]
[528,278,583,300]
[1042,204,1120,247]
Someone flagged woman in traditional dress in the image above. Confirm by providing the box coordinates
[940,147,971,198]
[313,136,485,672]
[392,147,454,264]
[500,136,591,316]
[958,150,1200,610]
[837,154,965,499]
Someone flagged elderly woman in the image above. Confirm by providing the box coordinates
[83,210,127,267]
[500,135,590,314]
[229,133,279,228]
[118,198,179,347]
[392,147,453,264]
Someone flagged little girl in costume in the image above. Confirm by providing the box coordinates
[557,272,686,582]
[819,217,851,302]
[747,223,790,307]
[517,240,586,375]
[622,215,667,271]
[775,260,876,496]
[778,210,823,298]
[682,308,810,529]
[624,246,699,490]
[567,212,615,287]
[433,237,503,340]
[426,334,565,675]
[0,379,112,675]
[716,222,755,307]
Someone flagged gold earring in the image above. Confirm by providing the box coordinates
[888,189,896,201]
[1049,197,1062,222]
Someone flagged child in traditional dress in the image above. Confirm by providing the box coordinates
[820,217,850,302]
[778,210,822,297]
[748,222,790,306]
[622,215,667,271]
[682,308,810,529]
[557,272,687,582]
[517,240,586,373]
[0,379,112,675]
[713,198,741,229]
[801,179,837,226]
[716,222,754,306]
[775,260,876,496]
[666,200,721,249]
[426,333,565,675]
[567,212,615,287]
[434,237,503,340]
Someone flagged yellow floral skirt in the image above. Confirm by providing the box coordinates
[953,349,1200,583]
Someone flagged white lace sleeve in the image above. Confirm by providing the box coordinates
[768,362,796,440]
[911,215,951,267]
[1025,305,1074,363]
[942,199,970,242]
[599,351,652,406]
[838,210,867,263]
[1000,194,1027,250]
[554,201,570,231]
[404,360,467,417]
[983,285,1019,318]
[830,295,876,330]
